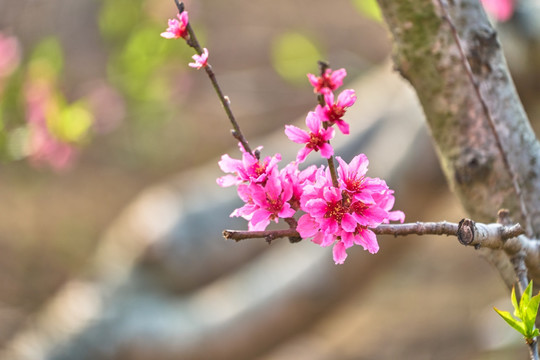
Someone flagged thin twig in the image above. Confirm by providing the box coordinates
[174,0,253,155]
[316,61,339,187]
[435,0,532,236]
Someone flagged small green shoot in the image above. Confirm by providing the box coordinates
[494,281,540,343]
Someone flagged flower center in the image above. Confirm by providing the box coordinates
[325,200,346,222]
[308,133,325,150]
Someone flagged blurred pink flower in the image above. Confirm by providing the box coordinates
[307,68,346,94]
[316,89,356,135]
[24,79,76,170]
[0,32,20,78]
[481,0,515,22]
[161,11,189,39]
[188,48,208,69]
[28,125,76,170]
[285,111,334,162]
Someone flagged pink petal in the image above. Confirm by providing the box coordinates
[307,73,319,88]
[216,174,239,187]
[387,210,405,223]
[311,232,325,245]
[323,91,334,107]
[218,154,241,173]
[305,111,322,133]
[352,191,375,204]
[355,229,379,254]
[178,11,189,26]
[321,127,335,141]
[297,214,319,238]
[336,89,356,107]
[349,154,369,177]
[341,231,355,248]
[332,241,348,264]
[306,198,328,217]
[278,203,296,218]
[315,104,330,122]
[320,232,336,247]
[330,68,347,87]
[249,209,271,230]
[265,176,282,200]
[335,120,350,135]
[318,142,334,159]
[160,32,176,39]
[323,187,341,203]
[341,213,357,232]
[285,125,310,144]
[296,146,312,163]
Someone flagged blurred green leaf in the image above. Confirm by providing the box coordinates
[351,0,383,22]
[49,102,93,143]
[29,38,64,77]
[99,0,142,43]
[271,32,323,85]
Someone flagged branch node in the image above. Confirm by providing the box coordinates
[457,218,475,245]
[174,0,184,13]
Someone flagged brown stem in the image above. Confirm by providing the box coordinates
[174,1,253,155]
[316,62,338,187]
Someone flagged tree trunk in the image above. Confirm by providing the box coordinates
[377,0,540,287]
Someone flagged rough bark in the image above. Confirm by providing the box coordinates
[377,0,540,287]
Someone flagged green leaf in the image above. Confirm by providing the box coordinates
[522,281,534,308]
[524,292,540,336]
[511,285,521,319]
[494,307,527,336]
[499,281,540,341]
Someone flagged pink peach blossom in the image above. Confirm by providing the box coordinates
[217,147,281,187]
[161,12,189,39]
[189,48,209,69]
[285,111,334,162]
[307,68,346,94]
[297,155,403,264]
[246,177,295,230]
[316,89,356,135]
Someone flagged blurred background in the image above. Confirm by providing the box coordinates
[0,0,539,359]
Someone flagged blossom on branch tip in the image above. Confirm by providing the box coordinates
[307,68,346,94]
[316,89,356,135]
[189,48,209,69]
[160,12,189,39]
[285,111,334,162]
